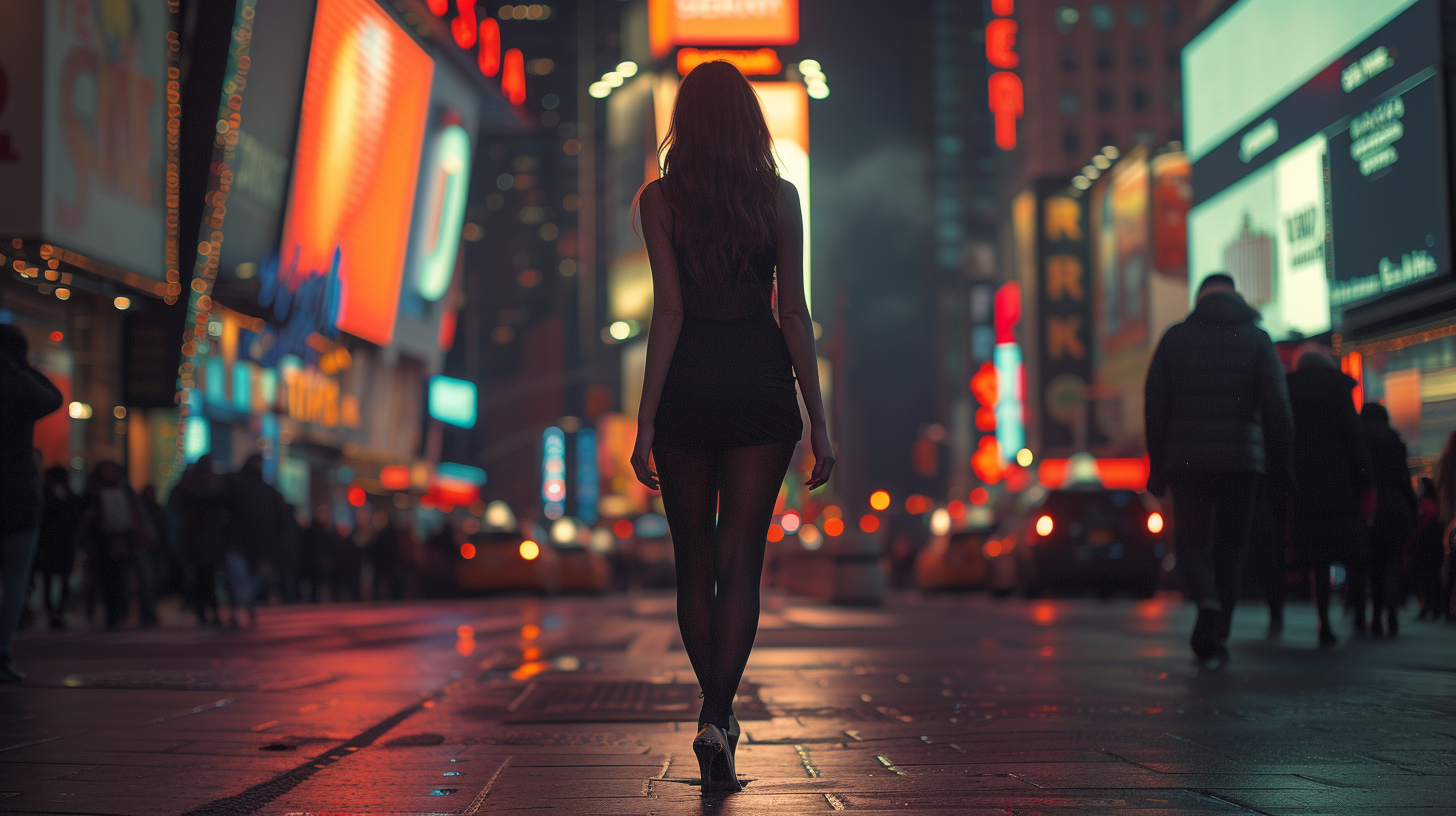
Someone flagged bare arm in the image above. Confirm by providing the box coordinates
[775,180,835,489]
[630,181,685,490]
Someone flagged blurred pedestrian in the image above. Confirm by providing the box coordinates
[1144,274,1294,667]
[1436,431,1456,618]
[35,466,82,629]
[1286,350,1373,646]
[226,455,289,626]
[629,62,835,793]
[297,505,334,604]
[171,455,227,626]
[133,484,168,627]
[1411,478,1446,621]
[368,515,403,601]
[1356,403,1416,636]
[79,461,154,630]
[331,519,363,602]
[0,324,64,680]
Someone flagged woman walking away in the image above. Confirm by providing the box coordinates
[1286,349,1373,646]
[1357,404,1417,636]
[629,61,834,795]
[1411,478,1446,621]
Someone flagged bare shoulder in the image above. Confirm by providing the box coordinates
[776,178,802,219]
[641,177,666,206]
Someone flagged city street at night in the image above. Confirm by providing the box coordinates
[3,593,1453,815]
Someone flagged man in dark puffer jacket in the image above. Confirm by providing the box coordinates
[1145,274,1294,667]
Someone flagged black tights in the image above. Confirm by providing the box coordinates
[654,442,796,730]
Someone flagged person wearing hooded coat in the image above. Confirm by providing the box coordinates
[1286,350,1373,646]
[1145,274,1294,667]
[1356,403,1416,636]
[0,324,64,681]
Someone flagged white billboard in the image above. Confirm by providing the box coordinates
[39,0,168,278]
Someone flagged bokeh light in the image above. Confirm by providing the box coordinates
[869,490,891,511]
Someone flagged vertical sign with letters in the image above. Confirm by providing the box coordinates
[1036,181,1094,456]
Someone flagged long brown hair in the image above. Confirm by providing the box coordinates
[652,61,779,287]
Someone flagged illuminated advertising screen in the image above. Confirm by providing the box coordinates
[216,0,319,288]
[1185,0,1447,334]
[403,62,482,309]
[41,0,168,278]
[275,0,435,346]
[1094,155,1149,358]
[648,0,799,59]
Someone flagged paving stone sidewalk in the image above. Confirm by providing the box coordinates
[1,593,1453,815]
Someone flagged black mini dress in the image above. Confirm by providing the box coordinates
[652,241,804,450]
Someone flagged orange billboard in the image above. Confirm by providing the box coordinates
[649,0,799,59]
[276,0,434,346]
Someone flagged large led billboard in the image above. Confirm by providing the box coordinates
[275,0,434,346]
[0,0,167,278]
[1185,0,1448,334]
[1183,0,1417,161]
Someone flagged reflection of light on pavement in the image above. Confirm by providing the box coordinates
[456,637,475,656]
[456,625,474,638]
[1135,600,1165,619]
[523,647,541,661]
[511,660,550,681]
[1032,602,1056,625]
[1038,645,1055,657]
[520,624,541,639]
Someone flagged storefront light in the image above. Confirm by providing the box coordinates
[113,296,131,310]
[603,71,623,87]
[616,61,638,77]
[589,81,611,99]
[68,402,92,419]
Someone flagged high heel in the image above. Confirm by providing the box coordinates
[726,714,741,758]
[693,723,741,793]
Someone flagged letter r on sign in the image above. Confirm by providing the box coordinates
[1044,197,1082,241]
[1046,255,1083,300]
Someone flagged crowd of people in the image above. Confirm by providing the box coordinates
[1147,274,1455,668]
[24,452,465,636]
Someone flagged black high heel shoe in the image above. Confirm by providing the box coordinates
[726,714,740,757]
[693,723,741,793]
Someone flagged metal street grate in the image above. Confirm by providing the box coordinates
[505,681,767,723]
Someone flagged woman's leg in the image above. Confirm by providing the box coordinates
[653,445,722,721]
[700,442,796,728]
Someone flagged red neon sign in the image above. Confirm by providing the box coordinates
[502,49,526,105]
[988,72,1023,151]
[986,19,1019,68]
[451,0,477,48]
[986,0,1020,151]
[994,281,1020,344]
[478,18,501,76]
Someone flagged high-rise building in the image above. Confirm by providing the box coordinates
[1002,0,1193,182]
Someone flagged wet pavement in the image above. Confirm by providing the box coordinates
[2,591,1453,815]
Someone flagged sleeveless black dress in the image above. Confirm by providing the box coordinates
[652,235,804,450]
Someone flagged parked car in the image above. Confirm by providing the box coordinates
[457,531,559,594]
[915,525,997,590]
[553,542,612,594]
[990,487,1166,598]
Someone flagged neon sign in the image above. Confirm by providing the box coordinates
[542,426,566,519]
[986,0,1022,150]
[677,48,782,76]
[415,124,472,302]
